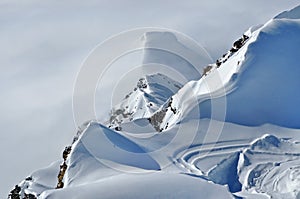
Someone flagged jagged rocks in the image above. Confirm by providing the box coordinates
[8,184,37,199]
[216,60,221,67]
[56,146,72,189]
[137,77,148,89]
[201,34,250,78]
[114,126,122,131]
[25,176,32,181]
[202,65,213,77]
[23,193,36,199]
[8,185,21,199]
[109,108,132,127]
[148,109,167,132]
[230,34,249,53]
[62,146,71,161]
[149,97,176,132]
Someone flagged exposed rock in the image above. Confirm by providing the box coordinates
[56,146,72,189]
[148,109,167,132]
[202,65,213,76]
[8,185,21,199]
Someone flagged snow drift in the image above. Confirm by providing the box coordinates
[150,5,300,131]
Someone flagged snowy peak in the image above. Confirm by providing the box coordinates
[275,5,300,19]
[109,73,182,129]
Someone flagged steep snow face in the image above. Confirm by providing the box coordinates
[218,18,300,128]
[150,11,300,131]
[149,30,254,131]
[65,122,160,186]
[109,73,182,128]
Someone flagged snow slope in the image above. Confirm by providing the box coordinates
[151,5,300,131]
[8,5,300,199]
[11,119,300,198]
[42,172,233,199]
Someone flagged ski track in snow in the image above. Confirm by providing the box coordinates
[174,134,300,198]
[175,142,250,174]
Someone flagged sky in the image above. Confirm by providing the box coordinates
[1,0,299,198]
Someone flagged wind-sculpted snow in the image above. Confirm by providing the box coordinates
[42,173,234,199]
[174,133,300,198]
[9,118,300,198]
[149,10,300,131]
[8,161,60,198]
[238,135,300,198]
[219,19,300,128]
[67,122,160,175]
[149,30,253,131]
[8,5,300,199]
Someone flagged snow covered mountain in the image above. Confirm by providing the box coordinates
[150,4,300,131]
[109,73,182,129]
[8,5,300,199]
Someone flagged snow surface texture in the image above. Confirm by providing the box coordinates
[9,5,300,199]
[151,5,300,131]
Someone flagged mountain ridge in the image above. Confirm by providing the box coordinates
[8,5,300,199]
